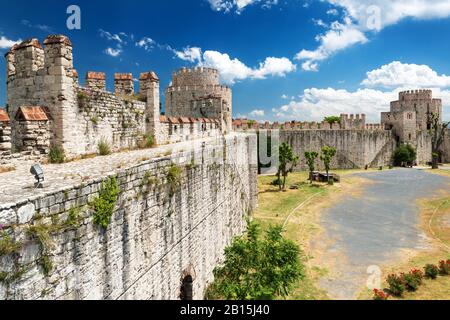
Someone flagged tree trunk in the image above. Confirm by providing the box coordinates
[432,155,439,170]
[277,170,282,191]
[309,171,313,184]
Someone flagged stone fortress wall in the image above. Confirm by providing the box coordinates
[281,130,397,170]
[0,133,258,300]
[1,35,231,161]
[237,90,449,169]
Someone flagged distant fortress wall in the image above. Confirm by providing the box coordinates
[280,129,397,170]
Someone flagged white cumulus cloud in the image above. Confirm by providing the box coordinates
[362,61,450,88]
[295,19,368,71]
[249,109,265,117]
[272,88,398,122]
[105,47,122,57]
[297,0,450,71]
[207,0,278,13]
[135,37,155,51]
[173,47,203,63]
[201,51,296,84]
[0,36,21,49]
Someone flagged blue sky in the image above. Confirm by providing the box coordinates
[1,0,450,122]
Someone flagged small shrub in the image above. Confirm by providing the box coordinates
[373,289,389,300]
[167,164,183,196]
[49,146,65,164]
[64,208,83,230]
[90,116,99,125]
[393,144,416,167]
[27,223,57,276]
[386,274,405,297]
[424,264,439,279]
[92,177,120,229]
[271,178,282,187]
[98,139,111,156]
[138,134,155,149]
[402,271,421,292]
[410,268,424,283]
[0,230,21,256]
[40,255,53,276]
[77,91,89,108]
[136,94,147,103]
[438,260,450,276]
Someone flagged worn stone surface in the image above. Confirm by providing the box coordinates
[0,133,258,300]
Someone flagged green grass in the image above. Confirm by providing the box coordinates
[254,171,336,300]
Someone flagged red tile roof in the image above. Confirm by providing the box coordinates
[43,35,72,47]
[0,109,9,122]
[168,117,180,124]
[160,115,168,123]
[179,117,192,124]
[114,73,133,81]
[86,72,106,80]
[15,106,50,121]
[140,72,159,82]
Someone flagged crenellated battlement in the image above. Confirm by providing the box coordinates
[2,34,230,161]
[365,123,384,131]
[398,89,433,101]
[165,84,231,94]
[171,67,220,87]
[340,114,366,129]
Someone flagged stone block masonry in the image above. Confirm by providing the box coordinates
[76,87,146,154]
[280,129,397,170]
[0,133,258,300]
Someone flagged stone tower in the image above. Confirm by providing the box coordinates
[140,72,161,143]
[5,35,79,155]
[381,90,442,144]
[165,67,232,134]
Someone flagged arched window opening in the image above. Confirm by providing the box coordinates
[180,275,193,300]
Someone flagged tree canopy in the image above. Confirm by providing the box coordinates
[206,222,305,300]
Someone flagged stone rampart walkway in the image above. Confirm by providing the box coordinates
[0,134,244,207]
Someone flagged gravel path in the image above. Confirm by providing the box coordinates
[314,169,450,300]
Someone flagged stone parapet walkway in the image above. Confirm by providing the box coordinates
[0,133,248,207]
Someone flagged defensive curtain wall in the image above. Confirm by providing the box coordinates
[0,133,258,300]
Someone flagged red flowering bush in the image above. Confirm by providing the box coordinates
[386,274,405,297]
[438,260,450,276]
[373,289,389,300]
[402,270,422,292]
[424,264,439,279]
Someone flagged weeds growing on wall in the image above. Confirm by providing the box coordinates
[138,134,155,149]
[77,91,89,108]
[27,223,58,276]
[49,145,65,164]
[0,229,21,257]
[167,164,183,197]
[92,177,121,229]
[98,139,111,156]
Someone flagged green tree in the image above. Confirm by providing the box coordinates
[206,222,304,300]
[247,120,257,129]
[320,146,337,185]
[277,143,299,191]
[428,113,450,169]
[304,151,319,184]
[324,116,341,125]
[393,144,416,167]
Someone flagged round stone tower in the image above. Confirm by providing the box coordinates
[165,67,232,134]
